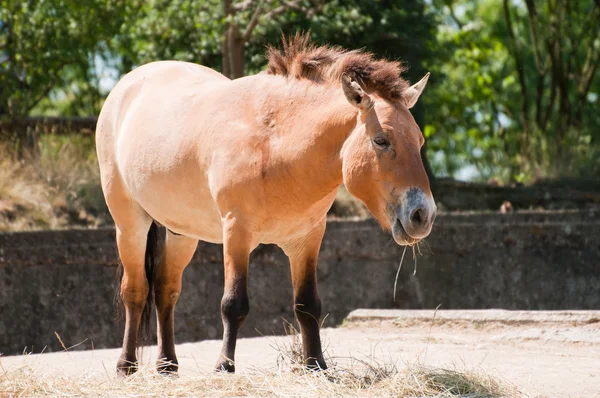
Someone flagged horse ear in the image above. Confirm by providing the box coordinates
[402,72,430,109]
[341,73,373,112]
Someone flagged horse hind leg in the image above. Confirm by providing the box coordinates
[98,140,158,374]
[114,213,156,375]
[154,230,198,374]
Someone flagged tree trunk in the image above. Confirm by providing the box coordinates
[222,26,230,78]
[227,25,245,78]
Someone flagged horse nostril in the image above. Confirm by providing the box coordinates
[410,208,425,226]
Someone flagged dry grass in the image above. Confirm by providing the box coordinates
[0,325,524,398]
[0,136,109,231]
[0,358,524,398]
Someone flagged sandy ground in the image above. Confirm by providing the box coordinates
[2,310,599,397]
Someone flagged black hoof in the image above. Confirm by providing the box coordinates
[117,357,138,376]
[306,356,327,371]
[215,358,236,373]
[157,359,179,375]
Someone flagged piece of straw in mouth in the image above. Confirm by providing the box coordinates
[393,246,408,302]
[412,245,418,276]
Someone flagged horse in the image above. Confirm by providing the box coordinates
[96,34,436,375]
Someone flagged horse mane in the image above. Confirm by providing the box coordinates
[266,33,409,103]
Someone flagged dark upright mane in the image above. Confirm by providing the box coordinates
[266,33,409,103]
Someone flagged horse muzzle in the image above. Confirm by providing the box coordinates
[391,187,436,245]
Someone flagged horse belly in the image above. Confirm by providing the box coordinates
[254,190,337,245]
[131,173,224,243]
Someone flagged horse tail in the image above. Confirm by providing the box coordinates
[115,222,160,348]
[139,222,159,347]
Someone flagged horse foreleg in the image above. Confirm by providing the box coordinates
[154,231,198,374]
[283,220,328,370]
[215,214,251,373]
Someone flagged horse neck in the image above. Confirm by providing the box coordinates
[265,81,358,199]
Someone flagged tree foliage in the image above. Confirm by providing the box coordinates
[425,0,600,181]
[0,0,129,117]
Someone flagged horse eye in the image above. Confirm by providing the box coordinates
[373,136,390,148]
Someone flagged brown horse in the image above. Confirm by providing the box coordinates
[96,35,435,375]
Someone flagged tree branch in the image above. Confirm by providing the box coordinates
[243,0,264,42]
[263,1,298,19]
[306,0,325,18]
[524,0,549,127]
[580,49,600,96]
[556,0,571,131]
[243,0,324,42]
[524,0,546,73]
[281,0,305,12]
[265,0,324,20]
[576,8,600,93]
[25,64,66,114]
[534,73,545,127]
[232,0,254,11]
[446,1,463,29]
[541,45,557,131]
[503,0,529,130]
[575,50,600,124]
[222,0,232,77]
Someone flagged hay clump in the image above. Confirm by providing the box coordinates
[0,360,525,397]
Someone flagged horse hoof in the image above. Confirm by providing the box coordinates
[116,358,138,376]
[157,360,179,375]
[215,359,235,373]
[306,357,327,371]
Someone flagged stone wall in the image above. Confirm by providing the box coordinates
[0,210,598,356]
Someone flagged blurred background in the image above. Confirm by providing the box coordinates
[1,0,599,231]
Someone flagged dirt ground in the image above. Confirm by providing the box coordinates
[2,310,599,397]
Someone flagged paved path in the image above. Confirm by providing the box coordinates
[3,310,600,397]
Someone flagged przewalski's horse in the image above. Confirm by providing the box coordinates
[96,34,436,375]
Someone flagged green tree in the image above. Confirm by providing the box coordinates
[501,0,600,178]
[425,0,600,181]
[0,0,129,118]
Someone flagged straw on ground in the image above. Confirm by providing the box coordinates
[1,326,523,397]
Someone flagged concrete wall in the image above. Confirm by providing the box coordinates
[1,210,598,355]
